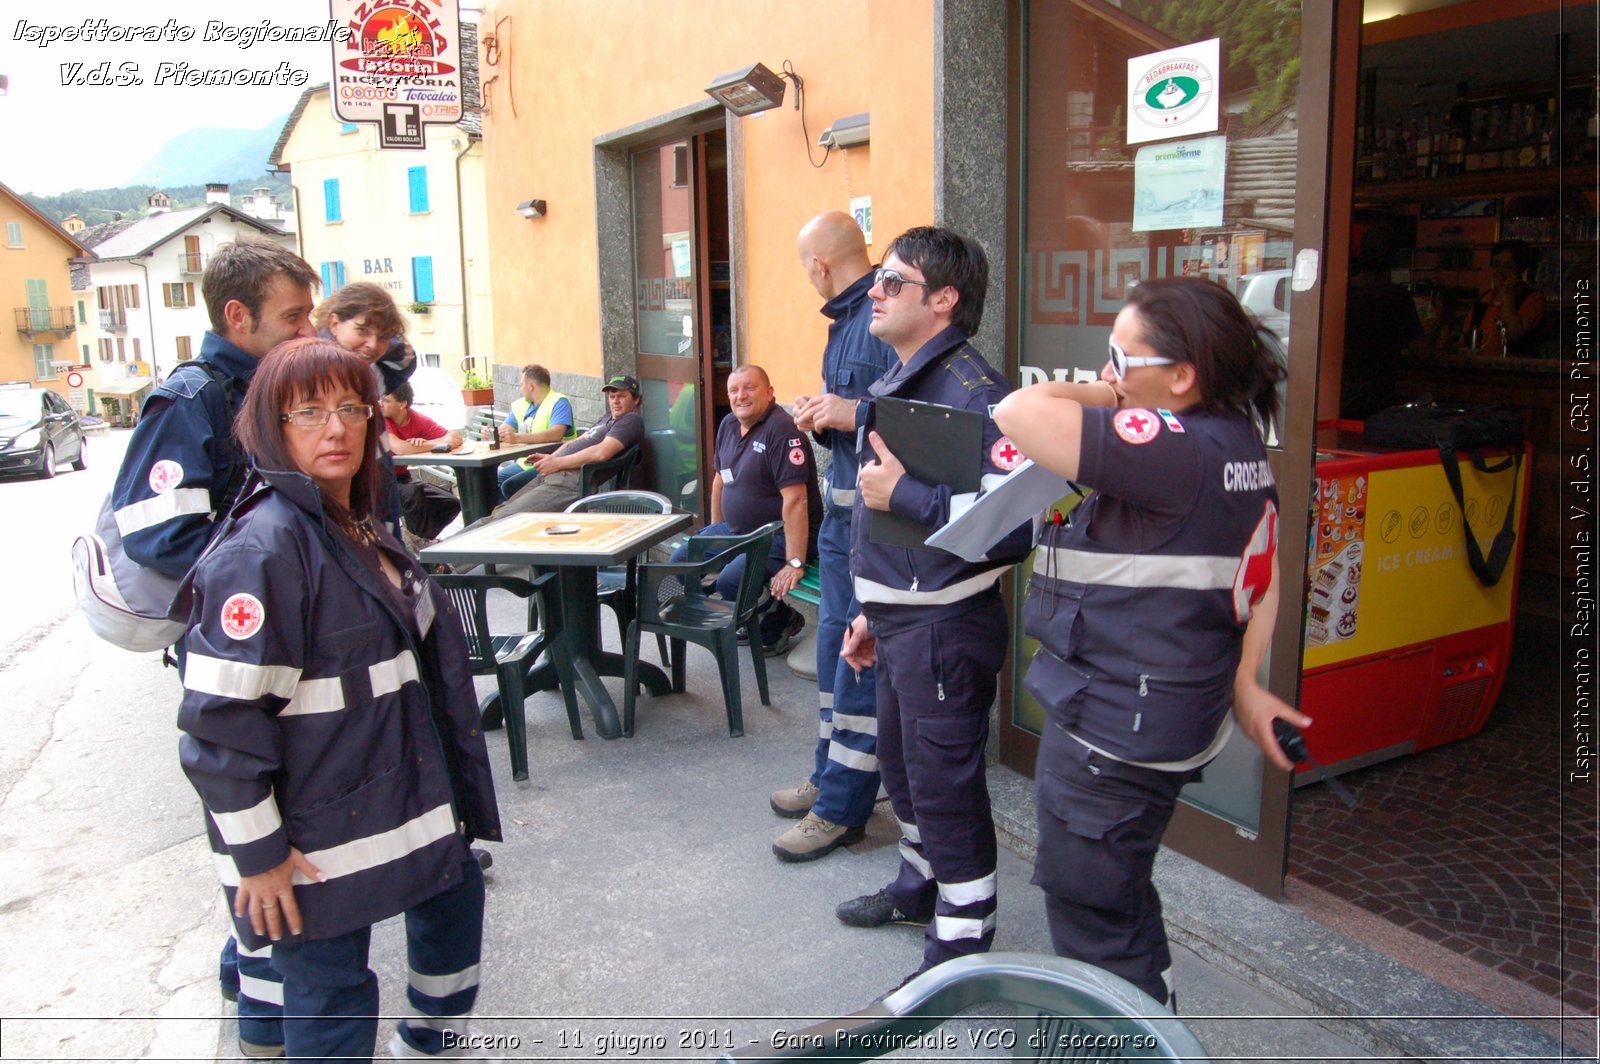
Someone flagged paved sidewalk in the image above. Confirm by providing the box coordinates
[199,594,1568,1062]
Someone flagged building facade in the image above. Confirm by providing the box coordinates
[271,21,492,379]
[0,180,90,397]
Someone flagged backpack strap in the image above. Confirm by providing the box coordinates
[1437,444,1522,587]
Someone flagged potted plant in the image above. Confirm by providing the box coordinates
[461,368,494,406]
[408,300,432,315]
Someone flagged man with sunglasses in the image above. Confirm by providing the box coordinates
[768,212,898,863]
[835,226,1033,983]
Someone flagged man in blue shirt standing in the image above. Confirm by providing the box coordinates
[111,238,320,1059]
[769,212,897,863]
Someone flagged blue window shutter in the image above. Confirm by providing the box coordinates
[323,178,342,223]
[335,262,347,288]
[319,262,333,292]
[412,256,435,303]
[408,167,429,213]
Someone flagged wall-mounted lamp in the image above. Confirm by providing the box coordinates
[516,199,546,219]
[0,75,9,96]
[704,61,790,116]
[818,112,870,150]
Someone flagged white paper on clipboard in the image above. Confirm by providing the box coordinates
[925,459,1076,562]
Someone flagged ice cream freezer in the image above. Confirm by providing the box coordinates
[1297,421,1531,780]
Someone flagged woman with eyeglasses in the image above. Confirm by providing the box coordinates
[993,276,1307,1011]
[313,281,419,397]
[175,338,500,1060]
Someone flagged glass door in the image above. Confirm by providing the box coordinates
[1010,0,1331,893]
[632,139,708,519]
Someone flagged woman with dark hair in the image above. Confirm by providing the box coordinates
[1469,239,1545,358]
[176,337,500,1059]
[314,281,418,398]
[993,276,1306,1009]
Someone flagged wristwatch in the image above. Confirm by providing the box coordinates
[787,558,805,570]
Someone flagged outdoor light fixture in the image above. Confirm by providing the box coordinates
[516,199,546,219]
[704,62,790,116]
[0,75,9,96]
[817,112,870,149]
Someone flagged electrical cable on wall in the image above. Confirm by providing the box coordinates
[782,60,831,169]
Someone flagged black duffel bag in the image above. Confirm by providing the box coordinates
[1363,396,1525,587]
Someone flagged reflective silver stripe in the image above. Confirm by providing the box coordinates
[404,1010,471,1032]
[938,872,997,907]
[114,487,212,536]
[184,654,300,702]
[210,793,282,847]
[898,840,933,880]
[214,852,242,886]
[239,973,284,1006]
[855,564,1010,607]
[237,941,273,959]
[818,690,834,710]
[830,712,878,738]
[827,741,879,773]
[408,963,481,1000]
[897,818,921,844]
[1034,546,1238,591]
[935,913,997,942]
[369,650,420,698]
[1066,714,1234,773]
[830,486,856,507]
[818,720,833,741]
[280,677,344,717]
[300,803,457,882]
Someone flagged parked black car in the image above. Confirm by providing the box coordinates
[0,387,87,478]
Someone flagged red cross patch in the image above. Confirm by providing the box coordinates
[220,593,265,641]
[148,459,184,494]
[1232,502,1278,623]
[789,447,806,466]
[990,435,1024,472]
[1113,408,1160,445]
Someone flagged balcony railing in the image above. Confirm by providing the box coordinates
[177,251,208,275]
[14,306,77,337]
[99,309,127,331]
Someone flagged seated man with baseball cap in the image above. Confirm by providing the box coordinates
[460,374,646,528]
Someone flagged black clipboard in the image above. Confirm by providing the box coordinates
[868,397,983,553]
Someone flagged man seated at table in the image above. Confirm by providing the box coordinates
[380,381,464,549]
[672,364,821,656]
[457,374,646,533]
[496,363,578,501]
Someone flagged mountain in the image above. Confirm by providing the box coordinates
[125,115,290,189]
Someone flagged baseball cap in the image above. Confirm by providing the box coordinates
[602,374,640,395]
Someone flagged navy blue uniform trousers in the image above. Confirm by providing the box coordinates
[874,596,1006,970]
[270,855,485,1061]
[810,508,879,827]
[1032,714,1199,1005]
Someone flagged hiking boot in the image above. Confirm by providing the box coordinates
[836,889,932,928]
[762,607,805,656]
[769,779,819,818]
[238,1037,285,1058]
[773,812,866,863]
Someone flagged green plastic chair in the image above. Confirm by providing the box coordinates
[564,489,675,664]
[577,442,642,497]
[435,571,580,781]
[725,952,1209,1064]
[621,520,781,738]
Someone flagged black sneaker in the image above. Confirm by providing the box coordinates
[836,889,932,928]
[762,607,805,656]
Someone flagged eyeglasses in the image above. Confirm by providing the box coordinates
[873,267,934,298]
[280,404,373,429]
[1108,339,1176,380]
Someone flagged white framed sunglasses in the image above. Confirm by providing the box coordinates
[1108,338,1176,379]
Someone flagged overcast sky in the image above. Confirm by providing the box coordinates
[2,0,477,195]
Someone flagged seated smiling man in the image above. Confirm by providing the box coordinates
[673,364,821,655]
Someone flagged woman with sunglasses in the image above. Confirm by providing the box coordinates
[176,338,500,1060]
[993,276,1307,1011]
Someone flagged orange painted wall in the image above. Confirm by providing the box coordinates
[477,0,935,402]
